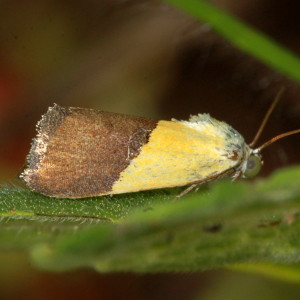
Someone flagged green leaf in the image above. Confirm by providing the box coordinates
[1,166,300,275]
[163,0,300,82]
[230,263,300,283]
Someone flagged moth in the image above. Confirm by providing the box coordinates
[21,89,300,198]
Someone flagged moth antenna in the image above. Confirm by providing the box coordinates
[256,129,300,152]
[249,87,285,148]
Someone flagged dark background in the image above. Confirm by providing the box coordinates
[1,0,300,299]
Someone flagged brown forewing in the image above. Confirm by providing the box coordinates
[24,105,157,198]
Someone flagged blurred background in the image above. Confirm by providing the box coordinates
[1,0,300,299]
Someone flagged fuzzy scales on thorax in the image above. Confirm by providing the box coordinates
[173,113,251,179]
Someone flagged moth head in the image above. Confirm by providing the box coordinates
[244,151,263,178]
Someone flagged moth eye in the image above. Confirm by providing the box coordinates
[244,155,262,178]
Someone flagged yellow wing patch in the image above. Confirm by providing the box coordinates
[111,119,242,194]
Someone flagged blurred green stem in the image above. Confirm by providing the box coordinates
[164,0,300,82]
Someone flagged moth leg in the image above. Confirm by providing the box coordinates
[176,183,198,199]
[231,169,242,181]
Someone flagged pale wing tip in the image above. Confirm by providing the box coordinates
[20,104,70,188]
